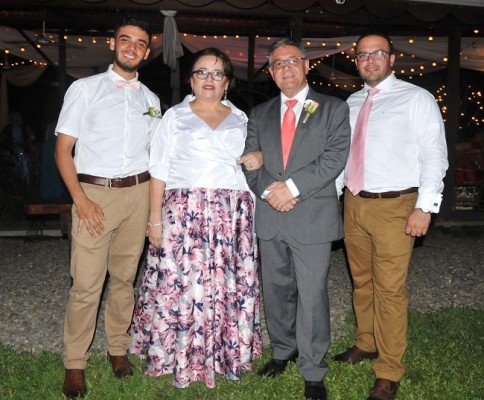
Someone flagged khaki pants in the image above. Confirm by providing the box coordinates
[343,190,417,382]
[63,181,149,369]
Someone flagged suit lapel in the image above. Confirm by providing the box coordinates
[266,99,284,169]
[286,90,316,169]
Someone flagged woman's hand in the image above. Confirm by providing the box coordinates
[147,221,163,248]
[238,151,263,171]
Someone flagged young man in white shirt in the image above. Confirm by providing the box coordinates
[55,15,161,399]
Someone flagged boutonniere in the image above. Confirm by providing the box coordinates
[303,99,319,123]
[143,107,163,119]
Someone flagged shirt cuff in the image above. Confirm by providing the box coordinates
[415,192,443,213]
[286,178,300,198]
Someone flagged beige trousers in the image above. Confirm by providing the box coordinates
[63,181,149,369]
[343,190,417,382]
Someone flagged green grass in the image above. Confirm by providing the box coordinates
[0,308,482,399]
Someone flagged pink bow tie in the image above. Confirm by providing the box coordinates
[115,80,141,90]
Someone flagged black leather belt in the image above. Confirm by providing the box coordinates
[78,171,150,188]
[358,187,418,199]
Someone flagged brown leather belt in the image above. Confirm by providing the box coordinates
[78,171,150,188]
[358,187,418,199]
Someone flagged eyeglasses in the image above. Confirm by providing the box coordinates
[192,69,225,81]
[355,50,389,62]
[270,57,306,70]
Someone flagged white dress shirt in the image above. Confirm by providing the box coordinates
[337,73,448,212]
[149,95,250,191]
[55,65,161,178]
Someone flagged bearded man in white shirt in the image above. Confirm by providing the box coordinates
[55,15,161,399]
[334,32,448,400]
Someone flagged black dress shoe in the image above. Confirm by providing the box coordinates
[304,380,327,400]
[257,358,294,378]
[333,345,378,363]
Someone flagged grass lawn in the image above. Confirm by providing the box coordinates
[0,308,482,399]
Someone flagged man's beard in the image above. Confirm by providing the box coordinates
[114,53,139,73]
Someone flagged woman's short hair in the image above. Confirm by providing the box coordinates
[189,47,235,90]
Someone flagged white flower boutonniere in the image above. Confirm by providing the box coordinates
[303,99,319,123]
[143,107,163,119]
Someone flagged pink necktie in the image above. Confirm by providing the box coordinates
[347,87,380,195]
[116,80,141,91]
[281,99,298,168]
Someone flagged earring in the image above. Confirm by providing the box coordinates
[191,87,194,96]
[223,90,227,101]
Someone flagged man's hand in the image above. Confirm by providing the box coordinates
[266,181,298,212]
[75,196,105,238]
[404,208,431,237]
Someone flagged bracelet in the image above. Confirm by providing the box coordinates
[147,221,162,227]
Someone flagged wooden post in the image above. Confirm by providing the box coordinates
[440,28,461,221]
[248,34,255,91]
[289,15,303,42]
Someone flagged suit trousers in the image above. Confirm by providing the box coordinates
[343,190,417,382]
[63,181,149,369]
[259,223,332,382]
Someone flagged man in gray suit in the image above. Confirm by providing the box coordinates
[243,38,351,400]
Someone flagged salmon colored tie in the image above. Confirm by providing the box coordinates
[281,99,298,169]
[347,88,380,195]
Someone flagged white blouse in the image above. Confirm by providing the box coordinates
[149,95,250,191]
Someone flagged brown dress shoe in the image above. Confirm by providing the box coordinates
[63,369,87,399]
[367,378,399,400]
[108,353,134,378]
[333,345,378,363]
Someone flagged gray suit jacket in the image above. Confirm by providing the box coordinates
[244,87,351,244]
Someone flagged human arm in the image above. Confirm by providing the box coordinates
[55,133,105,238]
[405,90,448,237]
[237,151,263,171]
[243,109,273,196]
[412,90,448,215]
[146,177,166,248]
[279,98,351,202]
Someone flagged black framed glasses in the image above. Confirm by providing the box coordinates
[355,50,389,62]
[192,69,225,81]
[270,57,306,70]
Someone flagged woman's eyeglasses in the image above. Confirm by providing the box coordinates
[192,70,225,81]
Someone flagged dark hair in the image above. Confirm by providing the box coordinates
[189,47,235,89]
[268,38,306,65]
[356,32,394,54]
[113,15,152,44]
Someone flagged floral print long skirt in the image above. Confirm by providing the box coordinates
[130,188,262,388]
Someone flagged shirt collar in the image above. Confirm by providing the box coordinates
[363,73,396,94]
[107,64,139,84]
[281,84,309,105]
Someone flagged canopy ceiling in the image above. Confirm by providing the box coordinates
[1,1,483,78]
[0,0,483,38]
